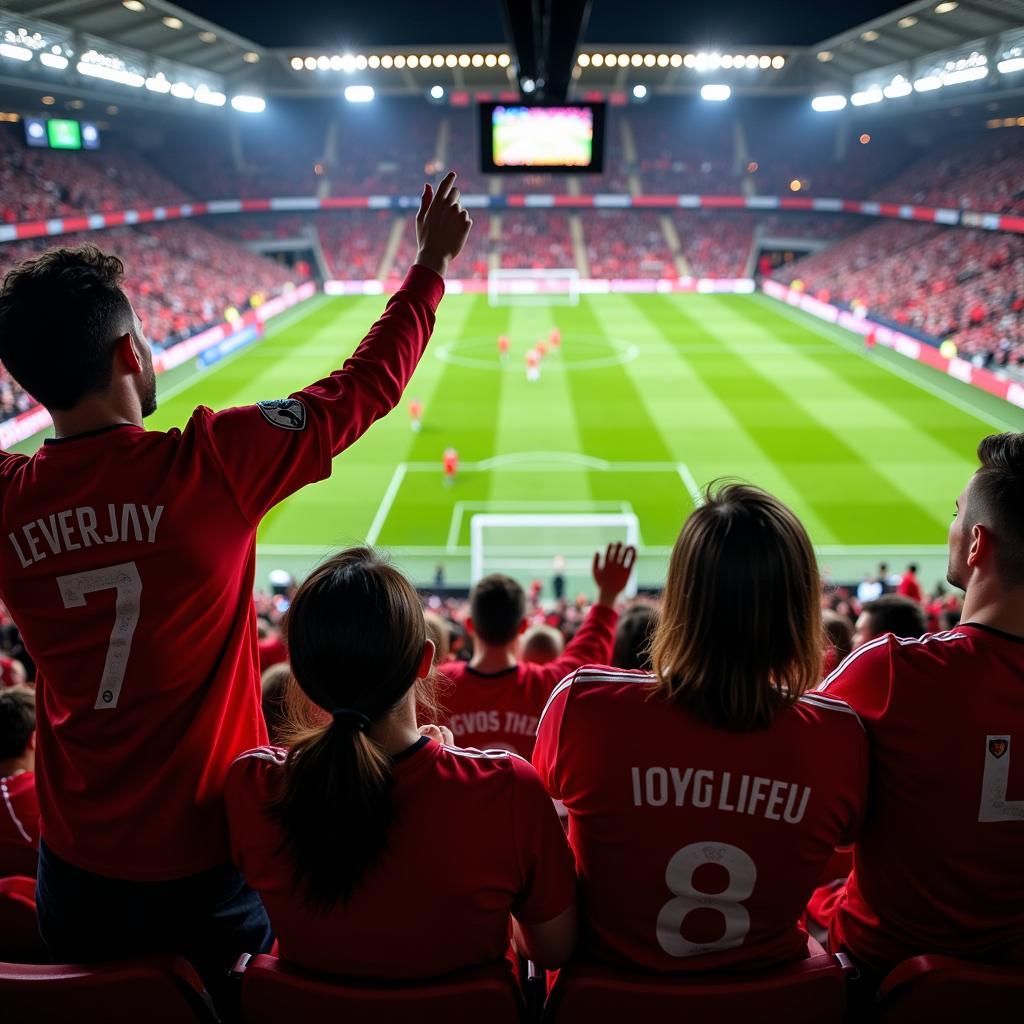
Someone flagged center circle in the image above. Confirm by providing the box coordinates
[433,333,639,371]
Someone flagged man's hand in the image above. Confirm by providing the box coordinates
[593,542,637,608]
[415,171,473,278]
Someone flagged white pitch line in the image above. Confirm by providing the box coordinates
[365,462,407,546]
[676,463,704,506]
[446,502,465,554]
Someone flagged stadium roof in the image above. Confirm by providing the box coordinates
[1,0,1024,112]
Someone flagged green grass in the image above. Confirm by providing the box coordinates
[26,291,1024,589]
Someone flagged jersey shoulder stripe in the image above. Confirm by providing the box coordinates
[442,745,525,763]
[231,745,286,767]
[538,667,654,725]
[798,693,866,732]
[0,776,31,843]
[819,630,970,692]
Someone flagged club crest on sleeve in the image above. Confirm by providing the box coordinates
[989,739,1009,759]
[257,398,307,431]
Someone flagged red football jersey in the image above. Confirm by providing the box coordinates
[441,604,617,757]
[818,624,1024,971]
[0,266,443,880]
[0,770,39,877]
[225,738,576,979]
[534,667,867,973]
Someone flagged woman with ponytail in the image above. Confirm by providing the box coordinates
[225,547,576,979]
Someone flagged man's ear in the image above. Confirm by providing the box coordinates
[115,332,143,375]
[967,523,989,570]
[519,618,528,635]
[26,729,36,754]
[465,617,475,637]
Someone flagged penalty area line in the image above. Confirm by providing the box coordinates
[365,462,407,546]
[677,463,704,507]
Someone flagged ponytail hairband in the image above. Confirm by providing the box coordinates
[331,707,371,732]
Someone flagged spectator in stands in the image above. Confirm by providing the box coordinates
[534,484,867,973]
[897,563,923,603]
[612,603,659,670]
[0,686,39,877]
[521,624,565,665]
[822,609,855,676]
[423,611,450,666]
[816,432,1024,976]
[257,618,288,673]
[0,655,27,688]
[441,543,635,756]
[0,172,471,971]
[261,664,290,747]
[852,594,927,650]
[225,548,577,978]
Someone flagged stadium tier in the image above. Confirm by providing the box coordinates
[1,1,1024,1017]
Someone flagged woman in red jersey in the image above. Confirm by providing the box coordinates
[534,483,868,974]
[226,547,576,980]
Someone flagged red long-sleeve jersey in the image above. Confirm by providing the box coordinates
[0,265,443,880]
[440,604,618,757]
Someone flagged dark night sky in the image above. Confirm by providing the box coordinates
[175,1,908,48]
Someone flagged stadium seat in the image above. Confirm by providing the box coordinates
[0,875,45,962]
[238,953,525,1024]
[543,951,849,1024]
[875,954,1024,1023]
[0,956,220,1024]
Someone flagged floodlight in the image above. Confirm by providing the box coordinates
[344,85,374,102]
[632,84,648,99]
[430,85,444,99]
[231,94,266,113]
[170,81,194,99]
[913,75,942,91]
[811,94,847,111]
[883,77,912,98]
[700,83,731,101]
[40,52,69,70]
[999,57,1024,74]
[0,43,32,62]
[851,86,883,106]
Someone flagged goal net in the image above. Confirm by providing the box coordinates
[470,513,640,596]
[488,268,580,306]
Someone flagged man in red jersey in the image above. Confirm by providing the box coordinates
[896,562,923,603]
[818,432,1024,976]
[498,334,510,362]
[443,446,459,486]
[0,170,471,968]
[440,543,633,757]
[0,687,39,877]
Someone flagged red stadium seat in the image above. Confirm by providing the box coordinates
[0,875,45,962]
[0,956,219,1024]
[543,952,848,1024]
[876,955,1024,1023]
[238,953,524,1024]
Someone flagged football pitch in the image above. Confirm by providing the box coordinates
[93,291,1024,588]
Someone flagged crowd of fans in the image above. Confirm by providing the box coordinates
[774,220,1024,370]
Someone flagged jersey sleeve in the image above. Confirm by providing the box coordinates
[200,265,444,523]
[532,673,574,799]
[818,635,895,729]
[522,604,618,708]
[838,710,871,847]
[509,755,577,925]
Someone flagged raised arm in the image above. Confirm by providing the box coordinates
[204,172,473,523]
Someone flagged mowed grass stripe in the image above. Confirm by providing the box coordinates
[699,295,969,538]
[624,294,844,544]
[378,294,512,547]
[485,303,592,535]
[741,296,1018,457]
[639,293,942,545]
[554,297,688,547]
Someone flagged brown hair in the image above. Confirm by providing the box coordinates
[0,686,35,761]
[966,433,1024,586]
[650,482,822,731]
[0,245,134,410]
[268,547,432,911]
[469,573,526,645]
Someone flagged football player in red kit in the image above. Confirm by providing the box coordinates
[226,549,577,979]
[0,171,472,968]
[409,398,424,433]
[526,348,541,382]
[864,328,877,353]
[498,335,510,361]
[534,485,867,974]
[815,432,1024,976]
[443,446,459,486]
[549,328,561,350]
[441,543,633,757]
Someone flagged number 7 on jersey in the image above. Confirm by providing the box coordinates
[57,562,142,710]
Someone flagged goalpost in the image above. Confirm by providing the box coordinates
[470,512,640,596]
[487,268,580,306]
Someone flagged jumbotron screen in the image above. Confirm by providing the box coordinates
[480,102,605,174]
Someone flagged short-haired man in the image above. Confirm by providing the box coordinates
[0,686,39,877]
[818,432,1024,974]
[852,594,927,650]
[441,543,635,757]
[521,624,565,665]
[896,563,923,603]
[0,172,470,967]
